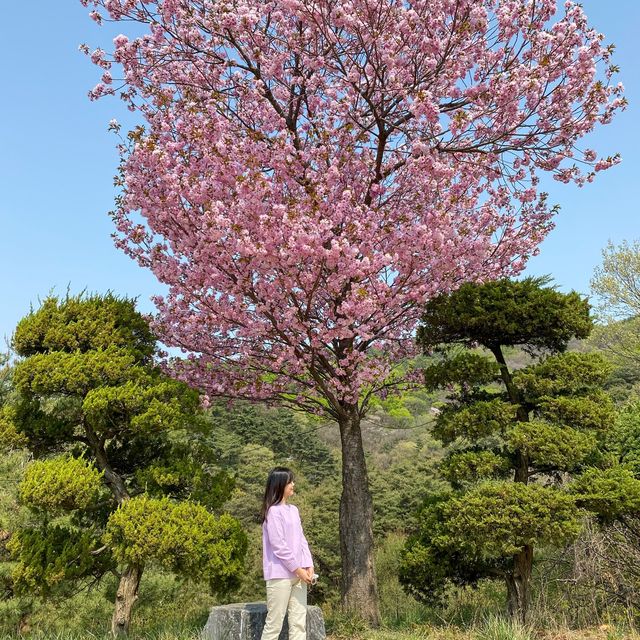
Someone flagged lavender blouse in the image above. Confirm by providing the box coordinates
[262,502,313,580]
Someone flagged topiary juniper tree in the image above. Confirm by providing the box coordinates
[400,277,640,622]
[4,294,246,637]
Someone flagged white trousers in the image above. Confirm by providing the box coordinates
[260,578,307,640]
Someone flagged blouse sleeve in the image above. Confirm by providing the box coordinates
[301,533,313,567]
[295,506,314,567]
[265,509,299,572]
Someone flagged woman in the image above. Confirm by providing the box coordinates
[260,467,314,640]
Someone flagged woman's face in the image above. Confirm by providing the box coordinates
[284,480,295,499]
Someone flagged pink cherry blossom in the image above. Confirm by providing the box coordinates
[82,0,623,412]
[83,1,623,615]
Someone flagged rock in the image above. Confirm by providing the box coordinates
[202,602,326,640]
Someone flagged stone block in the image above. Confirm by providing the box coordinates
[202,602,326,640]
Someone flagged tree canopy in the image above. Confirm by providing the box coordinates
[589,240,640,388]
[401,279,640,622]
[4,294,246,636]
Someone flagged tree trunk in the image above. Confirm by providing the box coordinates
[85,422,130,504]
[505,544,533,624]
[490,346,534,621]
[337,404,381,627]
[111,564,143,637]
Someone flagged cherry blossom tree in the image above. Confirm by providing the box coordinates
[82,0,623,623]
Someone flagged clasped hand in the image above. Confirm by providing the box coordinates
[294,567,314,585]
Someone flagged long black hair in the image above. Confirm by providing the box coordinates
[260,467,294,523]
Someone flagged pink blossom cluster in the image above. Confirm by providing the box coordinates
[82,0,623,415]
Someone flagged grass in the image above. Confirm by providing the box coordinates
[1,619,638,640]
[474,616,532,640]
[326,618,640,640]
[1,567,637,640]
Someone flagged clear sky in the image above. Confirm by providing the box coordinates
[1,1,638,346]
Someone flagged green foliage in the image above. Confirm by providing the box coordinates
[400,483,581,606]
[423,352,502,392]
[0,352,12,403]
[598,342,640,403]
[0,405,28,451]
[614,401,640,475]
[374,532,433,627]
[135,458,234,510]
[433,482,582,559]
[406,278,635,618]
[0,451,30,532]
[7,525,115,596]
[4,293,245,626]
[83,377,200,435]
[104,495,247,594]
[13,347,138,397]
[378,395,414,420]
[10,294,203,456]
[223,443,277,525]
[207,402,336,484]
[589,318,640,378]
[19,456,104,513]
[434,400,516,445]
[537,392,615,432]
[0,450,33,631]
[418,277,592,353]
[569,467,640,522]
[0,567,215,636]
[591,240,640,320]
[324,609,371,639]
[0,356,25,453]
[514,353,612,400]
[440,451,510,487]
[370,435,447,536]
[12,293,155,360]
[9,396,74,456]
[295,472,342,603]
[505,421,596,471]
[400,496,498,605]
[8,294,230,500]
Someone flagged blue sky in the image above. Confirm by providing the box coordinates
[1,1,638,346]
